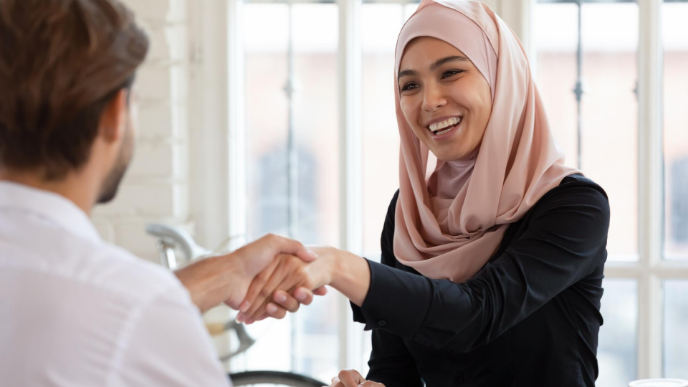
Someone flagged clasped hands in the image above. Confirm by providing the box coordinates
[234,244,337,324]
[174,233,336,319]
[175,234,381,386]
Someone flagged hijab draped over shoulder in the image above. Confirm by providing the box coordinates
[393,0,580,282]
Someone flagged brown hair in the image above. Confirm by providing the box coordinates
[0,0,149,180]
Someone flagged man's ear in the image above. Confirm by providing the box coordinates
[99,89,129,143]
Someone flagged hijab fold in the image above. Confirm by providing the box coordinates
[393,0,579,282]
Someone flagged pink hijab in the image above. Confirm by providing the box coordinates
[393,0,579,282]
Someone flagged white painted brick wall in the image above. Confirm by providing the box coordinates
[93,0,191,263]
[138,100,188,139]
[130,0,186,24]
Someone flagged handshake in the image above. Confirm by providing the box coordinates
[174,233,362,321]
[175,234,382,387]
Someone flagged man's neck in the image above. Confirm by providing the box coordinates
[0,168,99,216]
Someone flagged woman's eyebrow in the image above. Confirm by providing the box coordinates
[398,69,418,80]
[430,55,469,71]
[397,55,468,81]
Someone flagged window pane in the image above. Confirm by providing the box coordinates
[581,3,639,260]
[598,279,638,386]
[358,1,419,375]
[534,3,579,166]
[663,2,688,260]
[361,1,419,258]
[240,3,339,381]
[534,3,639,261]
[361,4,404,257]
[664,280,688,378]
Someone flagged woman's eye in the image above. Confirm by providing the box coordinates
[401,82,418,92]
[442,70,463,79]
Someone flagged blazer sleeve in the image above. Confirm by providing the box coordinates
[351,191,423,387]
[353,181,610,353]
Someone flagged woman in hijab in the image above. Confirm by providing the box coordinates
[238,1,610,385]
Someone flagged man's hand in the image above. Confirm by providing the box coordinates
[237,246,372,323]
[236,246,337,324]
[174,234,322,313]
[328,370,385,387]
[225,234,322,310]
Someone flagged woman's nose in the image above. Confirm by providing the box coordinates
[422,87,447,112]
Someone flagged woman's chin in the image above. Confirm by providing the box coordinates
[431,145,473,162]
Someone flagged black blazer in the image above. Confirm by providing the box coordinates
[351,174,610,387]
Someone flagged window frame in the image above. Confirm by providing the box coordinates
[207,0,688,379]
[531,0,688,378]
[533,0,688,379]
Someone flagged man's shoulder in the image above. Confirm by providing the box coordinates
[90,242,188,303]
[1,219,188,307]
[59,237,194,316]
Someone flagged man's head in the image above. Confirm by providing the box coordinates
[0,0,148,204]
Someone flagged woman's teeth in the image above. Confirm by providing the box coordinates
[435,127,454,135]
[429,117,461,135]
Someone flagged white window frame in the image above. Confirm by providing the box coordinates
[531,0,688,379]
[190,0,688,378]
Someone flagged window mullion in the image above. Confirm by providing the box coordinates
[604,262,644,278]
[637,0,664,378]
[338,0,364,372]
[227,0,247,252]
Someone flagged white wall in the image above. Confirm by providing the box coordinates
[93,0,191,262]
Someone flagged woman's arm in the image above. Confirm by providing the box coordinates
[362,192,423,386]
[242,181,609,353]
[366,329,422,387]
[347,182,610,352]
[324,248,371,307]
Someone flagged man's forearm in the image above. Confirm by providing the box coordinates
[175,254,240,313]
[174,234,318,314]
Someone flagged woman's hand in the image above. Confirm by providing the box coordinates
[327,370,385,387]
[237,246,373,323]
[236,247,337,323]
[175,233,319,313]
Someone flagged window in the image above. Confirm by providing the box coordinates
[360,2,420,373]
[662,1,688,378]
[220,0,688,383]
[233,1,341,381]
[664,280,688,377]
[228,0,426,378]
[534,2,641,384]
[663,0,688,261]
[361,2,416,259]
[534,0,688,382]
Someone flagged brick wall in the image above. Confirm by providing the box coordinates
[93,0,191,263]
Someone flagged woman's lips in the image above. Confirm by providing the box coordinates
[430,120,462,141]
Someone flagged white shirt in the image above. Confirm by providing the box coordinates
[0,182,231,387]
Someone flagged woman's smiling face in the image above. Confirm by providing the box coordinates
[398,37,493,162]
